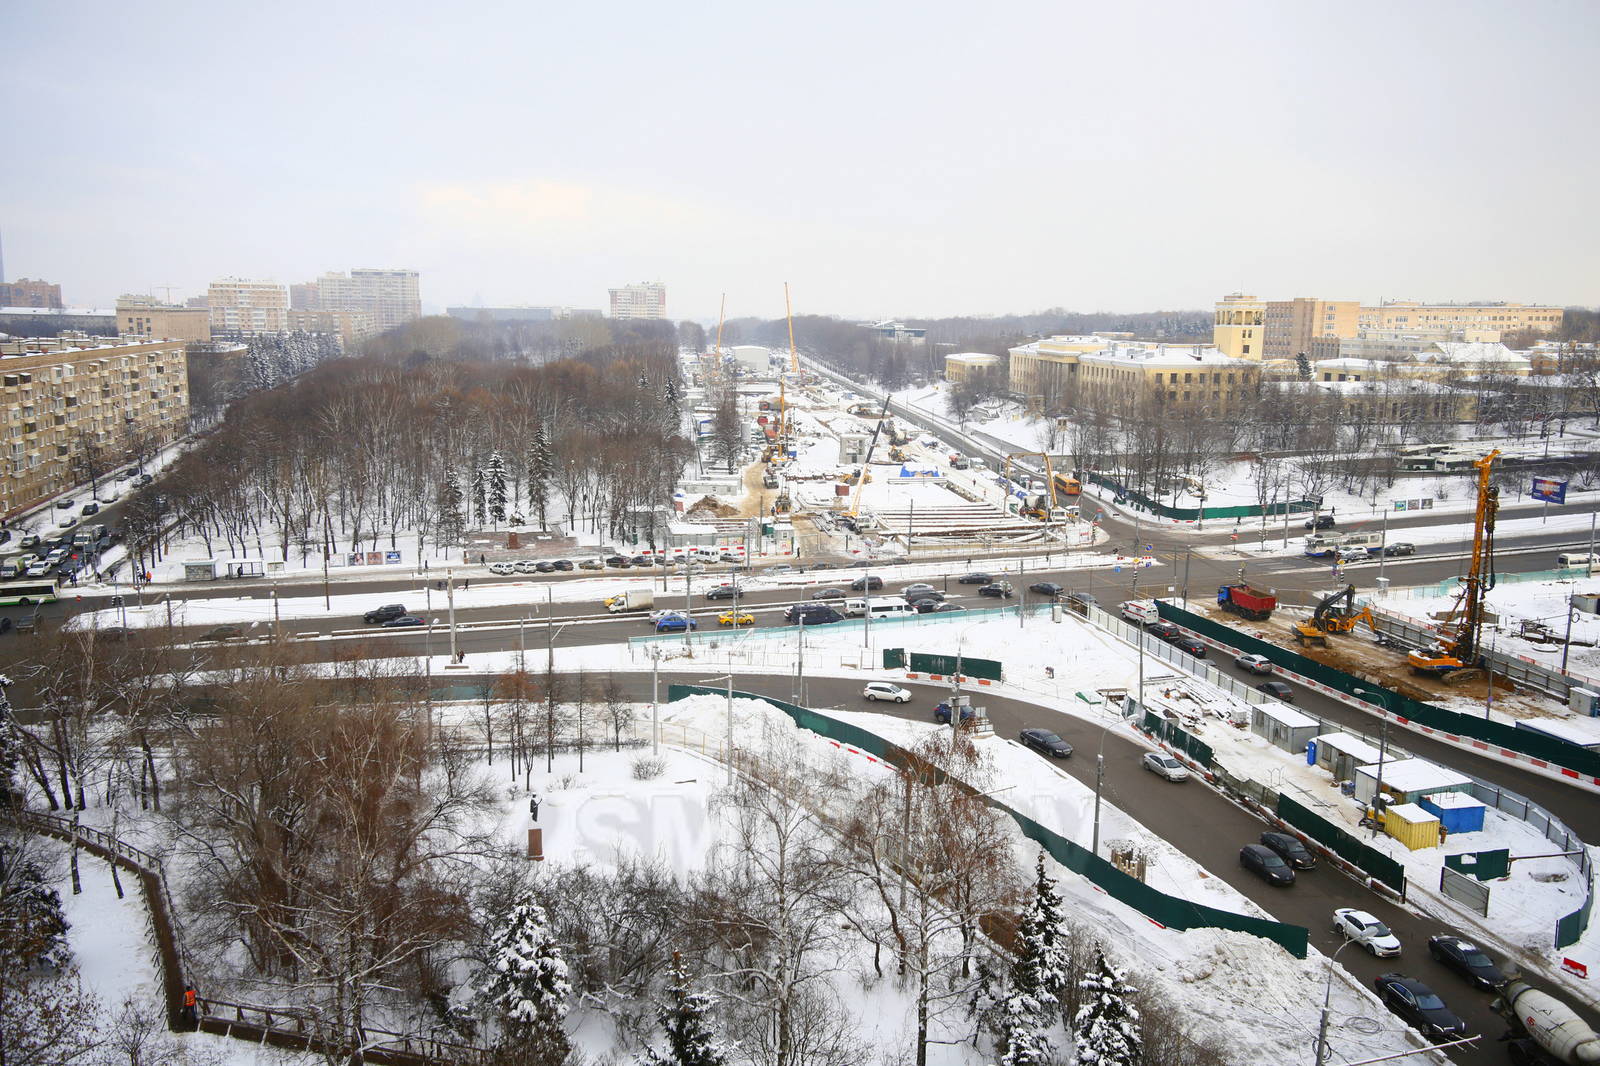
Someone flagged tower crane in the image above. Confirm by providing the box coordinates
[1408,450,1499,683]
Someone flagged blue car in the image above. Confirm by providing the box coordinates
[655,615,698,633]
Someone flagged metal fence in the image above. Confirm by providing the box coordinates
[1440,866,1490,917]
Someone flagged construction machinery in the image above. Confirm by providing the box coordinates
[1003,452,1058,521]
[1408,450,1499,683]
[1216,583,1276,621]
[842,394,895,529]
[1492,979,1600,1064]
[887,447,908,464]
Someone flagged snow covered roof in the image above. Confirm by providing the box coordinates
[1313,732,1383,764]
[945,352,1000,365]
[1355,758,1472,792]
[1255,703,1319,729]
[1080,342,1251,370]
[1385,802,1438,824]
[1418,341,1530,369]
[1417,790,1484,810]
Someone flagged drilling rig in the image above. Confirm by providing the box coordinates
[1407,450,1499,684]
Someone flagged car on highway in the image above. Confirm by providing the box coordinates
[957,572,992,584]
[843,560,874,569]
[489,561,516,575]
[1019,728,1072,758]
[1028,582,1065,597]
[1304,514,1336,530]
[1372,974,1465,1043]
[1142,752,1188,782]
[1334,908,1401,956]
[1383,542,1416,557]
[863,681,911,703]
[19,534,41,549]
[1172,635,1207,657]
[786,604,843,625]
[851,575,884,591]
[704,584,743,601]
[925,602,966,614]
[1147,621,1181,641]
[654,614,697,633]
[906,590,945,604]
[1257,681,1295,702]
[1235,653,1274,675]
[0,561,18,579]
[902,583,937,598]
[1337,545,1368,564]
[1426,935,1506,991]
[811,587,846,600]
[364,604,408,624]
[1238,844,1296,886]
[934,701,975,725]
[1259,831,1316,870]
[718,609,754,627]
[24,560,51,578]
[196,625,244,642]
[978,581,1013,598]
[631,555,655,567]
[579,559,604,570]
[551,559,574,571]
[382,615,425,628]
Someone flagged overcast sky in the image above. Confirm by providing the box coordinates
[3,2,1596,321]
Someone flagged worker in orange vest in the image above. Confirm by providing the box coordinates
[182,986,197,1026]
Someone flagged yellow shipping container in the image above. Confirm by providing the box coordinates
[1383,803,1441,851]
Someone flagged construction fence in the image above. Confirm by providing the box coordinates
[1084,473,1316,522]
[1141,710,1214,769]
[667,684,1309,958]
[1276,795,1408,895]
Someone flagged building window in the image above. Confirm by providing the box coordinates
[1242,344,1250,354]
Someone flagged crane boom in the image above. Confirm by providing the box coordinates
[845,393,894,523]
[1408,449,1499,681]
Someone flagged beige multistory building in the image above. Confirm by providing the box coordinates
[1261,298,1361,362]
[207,278,289,334]
[608,282,667,320]
[116,296,212,343]
[1358,301,1564,334]
[290,282,320,310]
[314,269,421,331]
[0,278,64,309]
[287,307,377,348]
[1211,293,1265,359]
[0,333,188,518]
[1007,336,1259,416]
[943,352,1001,384]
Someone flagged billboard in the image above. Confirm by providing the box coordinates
[1531,477,1568,504]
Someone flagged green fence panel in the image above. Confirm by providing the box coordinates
[909,652,1003,682]
[1278,796,1406,893]
[666,684,1309,958]
[1085,473,1314,522]
[884,648,907,669]
[1445,849,1510,882]
[1155,602,1600,781]
[1556,888,1592,950]
[1141,711,1214,769]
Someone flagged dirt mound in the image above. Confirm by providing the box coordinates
[685,495,740,519]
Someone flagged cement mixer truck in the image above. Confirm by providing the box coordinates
[1492,980,1600,1065]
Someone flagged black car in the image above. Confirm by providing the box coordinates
[785,603,843,625]
[958,572,993,584]
[551,559,574,571]
[1238,844,1295,886]
[1172,635,1207,657]
[1029,582,1065,597]
[383,615,426,628]
[934,701,975,724]
[906,590,946,604]
[1426,935,1506,991]
[843,560,874,569]
[811,587,847,600]
[978,582,1013,598]
[1383,542,1416,557]
[704,584,743,601]
[363,604,408,624]
[534,561,556,573]
[604,555,632,568]
[1372,974,1466,1043]
[1147,621,1181,641]
[1259,831,1316,870]
[1304,514,1336,530]
[850,575,885,591]
[927,602,966,614]
[1257,681,1294,701]
[1020,728,1073,758]
[808,561,840,571]
[196,625,243,642]
[631,555,654,566]
[902,583,937,598]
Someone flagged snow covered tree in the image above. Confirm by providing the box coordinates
[527,424,553,530]
[0,724,20,809]
[1026,851,1070,1010]
[471,465,489,527]
[477,894,571,1065]
[1295,351,1312,381]
[639,952,726,1066]
[1073,949,1140,1066]
[994,852,1070,1066]
[487,451,509,528]
[437,475,466,552]
[0,841,71,970]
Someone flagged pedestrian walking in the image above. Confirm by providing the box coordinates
[480,553,486,565]
[182,986,198,1027]
[424,560,429,571]
[464,578,470,590]
[530,792,541,823]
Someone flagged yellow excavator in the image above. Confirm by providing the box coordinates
[1003,451,1058,521]
[1407,450,1499,684]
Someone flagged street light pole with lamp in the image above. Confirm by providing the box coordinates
[1313,938,1357,1065]
[1354,688,1391,836]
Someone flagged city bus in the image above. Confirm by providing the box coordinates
[0,580,60,606]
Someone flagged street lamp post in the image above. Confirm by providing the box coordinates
[1313,939,1357,1065]
[1354,688,1390,836]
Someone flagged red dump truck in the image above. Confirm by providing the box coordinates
[1216,584,1277,621]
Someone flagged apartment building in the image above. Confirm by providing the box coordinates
[0,278,64,309]
[207,278,289,334]
[608,282,667,320]
[116,296,212,343]
[314,269,421,330]
[290,282,320,310]
[287,307,377,348]
[1260,298,1361,362]
[1007,336,1258,415]
[1211,293,1265,359]
[1358,301,1564,334]
[943,352,1001,384]
[0,333,188,518]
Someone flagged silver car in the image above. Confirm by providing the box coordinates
[1235,653,1274,675]
[1142,751,1189,782]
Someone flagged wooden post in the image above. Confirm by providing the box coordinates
[527,828,544,861]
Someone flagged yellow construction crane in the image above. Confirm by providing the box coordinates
[1003,452,1058,520]
[843,394,894,529]
[1408,450,1499,683]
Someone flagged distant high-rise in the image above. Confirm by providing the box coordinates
[313,268,421,331]
[117,295,212,342]
[290,282,320,310]
[608,281,666,320]
[0,278,64,310]
[207,278,290,334]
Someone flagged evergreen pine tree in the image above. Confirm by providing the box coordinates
[1073,949,1140,1066]
[471,466,488,527]
[1295,351,1312,381]
[1029,851,1070,1007]
[639,952,726,1066]
[0,723,20,810]
[0,843,72,969]
[477,894,571,1064]
[995,853,1065,1066]
[487,452,509,528]
[527,424,553,530]
[436,475,466,551]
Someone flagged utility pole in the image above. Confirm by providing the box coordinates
[726,675,734,784]
[447,568,457,661]
[1377,508,1389,583]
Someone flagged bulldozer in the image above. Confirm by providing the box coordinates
[1408,450,1498,684]
[888,447,908,464]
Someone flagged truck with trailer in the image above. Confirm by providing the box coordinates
[1216,584,1277,621]
[1491,980,1600,1064]
[605,588,655,613]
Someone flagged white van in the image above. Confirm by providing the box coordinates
[691,547,721,563]
[1122,600,1159,625]
[1558,552,1595,568]
[866,598,916,620]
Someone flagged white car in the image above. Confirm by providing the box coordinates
[863,682,912,703]
[25,561,51,577]
[1142,751,1189,782]
[648,609,689,625]
[488,561,516,575]
[513,560,538,574]
[1338,546,1368,564]
[1235,653,1274,675]
[1334,908,1402,957]
[97,486,119,504]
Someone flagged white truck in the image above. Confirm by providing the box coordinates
[605,588,655,613]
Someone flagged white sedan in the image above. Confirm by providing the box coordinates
[488,561,516,575]
[1142,752,1189,782]
[863,682,912,703]
[1334,908,1402,957]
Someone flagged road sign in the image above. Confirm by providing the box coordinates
[1532,477,1568,504]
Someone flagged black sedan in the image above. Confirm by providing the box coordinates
[958,572,993,584]
[1147,621,1181,641]
[1020,729,1073,758]
[1257,681,1294,702]
[1172,635,1207,657]
[534,561,557,573]
[1372,974,1466,1043]
[1383,542,1416,557]
[1259,831,1316,870]
[604,555,632,568]
[1028,582,1065,597]
[1426,935,1506,991]
[1238,844,1295,886]
[383,614,426,628]
[551,559,574,571]
[851,575,885,591]
[926,603,966,614]
[810,587,847,600]
[704,584,743,601]
[978,582,1013,598]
